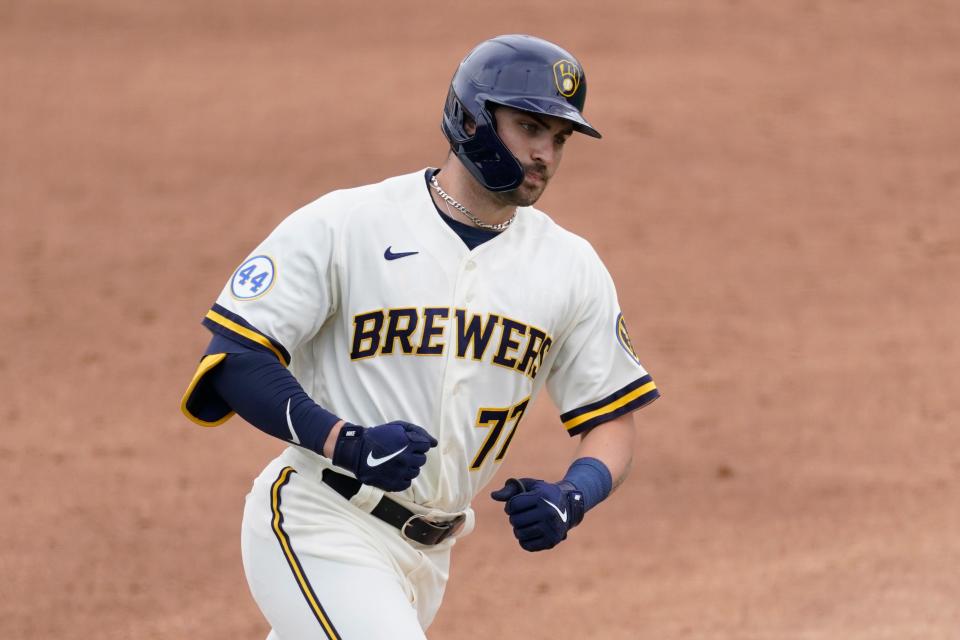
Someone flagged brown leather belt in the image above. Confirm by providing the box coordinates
[321,468,465,546]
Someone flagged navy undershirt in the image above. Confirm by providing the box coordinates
[425,169,500,250]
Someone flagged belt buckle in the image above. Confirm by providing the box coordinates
[402,513,466,546]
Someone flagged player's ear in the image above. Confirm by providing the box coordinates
[464,111,477,136]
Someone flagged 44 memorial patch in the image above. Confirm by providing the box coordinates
[230,255,276,300]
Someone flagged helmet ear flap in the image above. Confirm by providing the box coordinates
[442,89,483,145]
[441,88,466,143]
[442,91,525,192]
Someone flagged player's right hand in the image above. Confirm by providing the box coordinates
[332,421,438,492]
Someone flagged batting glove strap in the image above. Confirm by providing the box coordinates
[555,480,586,528]
[332,421,438,493]
[490,477,585,552]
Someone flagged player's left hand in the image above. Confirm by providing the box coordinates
[490,477,585,552]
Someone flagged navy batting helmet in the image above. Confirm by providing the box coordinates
[441,34,601,192]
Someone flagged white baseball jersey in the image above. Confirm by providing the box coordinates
[184,169,658,513]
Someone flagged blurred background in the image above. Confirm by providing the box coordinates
[2,1,959,638]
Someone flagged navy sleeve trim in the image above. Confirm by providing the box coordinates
[202,303,291,365]
[560,374,660,436]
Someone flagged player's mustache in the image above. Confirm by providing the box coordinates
[523,163,549,181]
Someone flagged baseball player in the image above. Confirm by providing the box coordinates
[182,34,659,639]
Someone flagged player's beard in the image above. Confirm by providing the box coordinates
[495,163,550,207]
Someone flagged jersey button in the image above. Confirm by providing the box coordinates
[464,292,474,303]
[465,261,476,271]
[452,382,462,395]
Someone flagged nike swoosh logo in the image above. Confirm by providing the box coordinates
[384,246,419,261]
[541,498,568,523]
[367,446,408,467]
[285,398,301,445]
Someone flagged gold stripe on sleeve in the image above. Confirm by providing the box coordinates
[205,309,289,365]
[563,380,658,431]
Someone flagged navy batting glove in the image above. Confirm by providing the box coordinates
[332,421,438,492]
[490,477,585,552]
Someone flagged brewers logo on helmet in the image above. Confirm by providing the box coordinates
[553,60,581,97]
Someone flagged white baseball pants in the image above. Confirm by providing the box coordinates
[241,449,455,640]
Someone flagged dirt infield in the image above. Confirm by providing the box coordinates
[3,1,960,638]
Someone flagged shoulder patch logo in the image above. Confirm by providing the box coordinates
[553,59,581,98]
[616,312,641,366]
[230,255,276,300]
